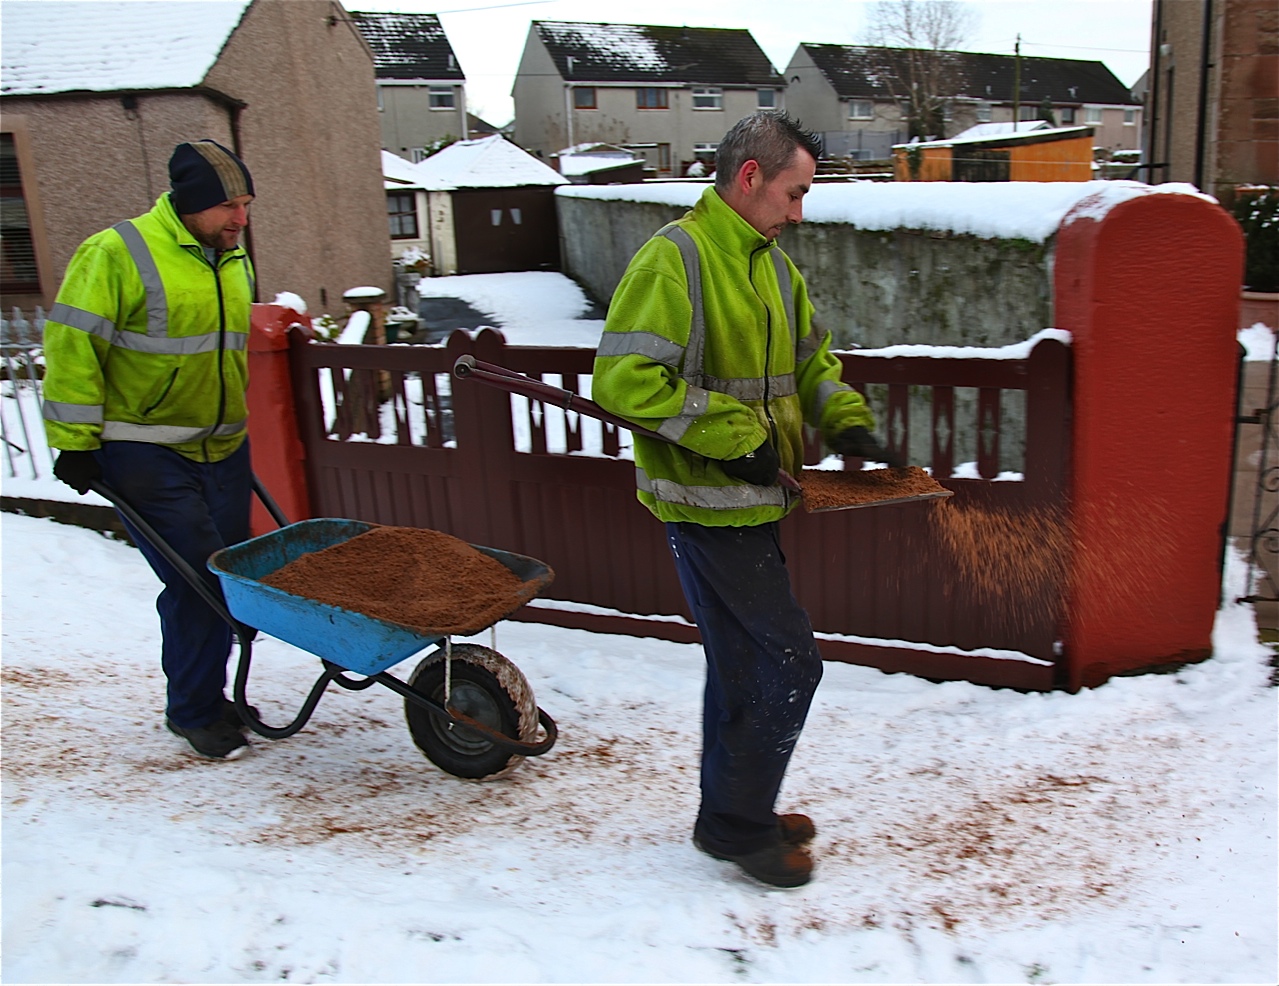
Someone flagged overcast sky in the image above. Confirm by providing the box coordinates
[348,0,1154,125]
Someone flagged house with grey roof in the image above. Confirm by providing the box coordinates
[512,20,785,176]
[784,44,1142,160]
[0,0,390,314]
[351,10,470,160]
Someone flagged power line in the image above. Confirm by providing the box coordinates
[434,0,554,13]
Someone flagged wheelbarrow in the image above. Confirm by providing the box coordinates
[89,476,557,780]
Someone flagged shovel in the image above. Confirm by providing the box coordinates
[451,356,951,509]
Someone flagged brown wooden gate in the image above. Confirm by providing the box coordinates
[287,328,1072,689]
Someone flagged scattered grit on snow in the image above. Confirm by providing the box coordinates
[2,512,1276,985]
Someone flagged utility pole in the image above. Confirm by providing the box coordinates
[1013,34,1022,131]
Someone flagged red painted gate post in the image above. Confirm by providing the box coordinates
[247,303,314,534]
[1053,187,1244,690]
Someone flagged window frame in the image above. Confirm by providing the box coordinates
[1083,106,1104,124]
[573,86,597,110]
[848,99,874,120]
[429,86,456,110]
[691,87,723,111]
[386,191,419,240]
[636,87,669,110]
[0,129,43,296]
[756,89,776,109]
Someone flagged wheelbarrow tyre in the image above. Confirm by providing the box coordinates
[404,644,538,781]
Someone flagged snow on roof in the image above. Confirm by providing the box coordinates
[1,1,250,96]
[382,150,428,189]
[902,125,1094,149]
[951,121,1051,140]
[414,135,568,190]
[557,180,1215,243]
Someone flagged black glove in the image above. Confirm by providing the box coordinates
[829,426,904,468]
[53,450,102,495]
[721,440,780,486]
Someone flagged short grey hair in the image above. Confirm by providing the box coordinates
[714,112,822,193]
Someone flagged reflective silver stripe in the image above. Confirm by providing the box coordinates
[43,400,104,424]
[596,330,685,366]
[703,373,797,401]
[113,220,168,337]
[636,467,788,510]
[111,330,247,356]
[797,327,825,363]
[812,378,857,419]
[656,384,711,443]
[770,249,795,352]
[47,302,116,342]
[100,418,246,443]
[658,225,705,387]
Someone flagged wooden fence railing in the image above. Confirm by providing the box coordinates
[285,327,1072,690]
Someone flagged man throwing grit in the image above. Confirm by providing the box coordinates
[592,112,896,887]
[42,140,257,760]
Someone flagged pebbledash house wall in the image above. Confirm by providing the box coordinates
[2,0,391,314]
[556,184,1054,471]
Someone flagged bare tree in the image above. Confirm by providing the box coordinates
[863,0,978,140]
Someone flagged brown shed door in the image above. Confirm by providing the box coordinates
[952,148,1011,182]
[451,188,561,274]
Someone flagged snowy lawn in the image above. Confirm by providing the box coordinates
[1,512,1275,984]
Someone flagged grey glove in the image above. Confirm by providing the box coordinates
[829,426,904,468]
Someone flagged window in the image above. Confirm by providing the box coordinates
[490,209,502,226]
[1060,107,1076,124]
[849,99,874,120]
[976,103,992,122]
[376,87,384,112]
[509,208,522,225]
[757,89,776,109]
[1,133,41,294]
[636,88,669,110]
[1018,105,1038,121]
[573,87,596,110]
[657,143,671,172]
[693,142,718,160]
[1084,106,1103,124]
[386,192,417,239]
[1123,108,1136,125]
[691,87,722,110]
[429,86,455,110]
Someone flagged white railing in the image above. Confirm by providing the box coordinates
[1,307,52,481]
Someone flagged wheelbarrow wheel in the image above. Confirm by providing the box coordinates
[404,643,538,781]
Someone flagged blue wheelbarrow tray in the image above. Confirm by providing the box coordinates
[208,519,554,677]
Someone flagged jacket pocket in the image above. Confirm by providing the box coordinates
[142,367,179,416]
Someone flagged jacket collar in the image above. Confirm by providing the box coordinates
[150,192,247,259]
[691,186,774,257]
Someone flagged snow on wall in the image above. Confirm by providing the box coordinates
[1,1,250,96]
[557,180,1215,243]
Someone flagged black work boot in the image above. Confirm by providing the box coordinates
[166,718,250,760]
[219,697,259,732]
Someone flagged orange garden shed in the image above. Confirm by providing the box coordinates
[895,126,1096,182]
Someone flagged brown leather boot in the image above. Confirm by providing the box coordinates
[778,813,816,845]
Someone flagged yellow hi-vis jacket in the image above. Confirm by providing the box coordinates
[42,193,253,462]
[592,186,874,527]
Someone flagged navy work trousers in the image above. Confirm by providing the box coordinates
[666,521,824,856]
[96,440,252,729]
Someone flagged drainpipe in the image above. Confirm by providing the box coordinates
[1147,0,1164,183]
[564,84,574,151]
[226,99,257,299]
[1193,0,1213,192]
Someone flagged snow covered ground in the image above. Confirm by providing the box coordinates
[3,272,1276,983]
[2,512,1276,984]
